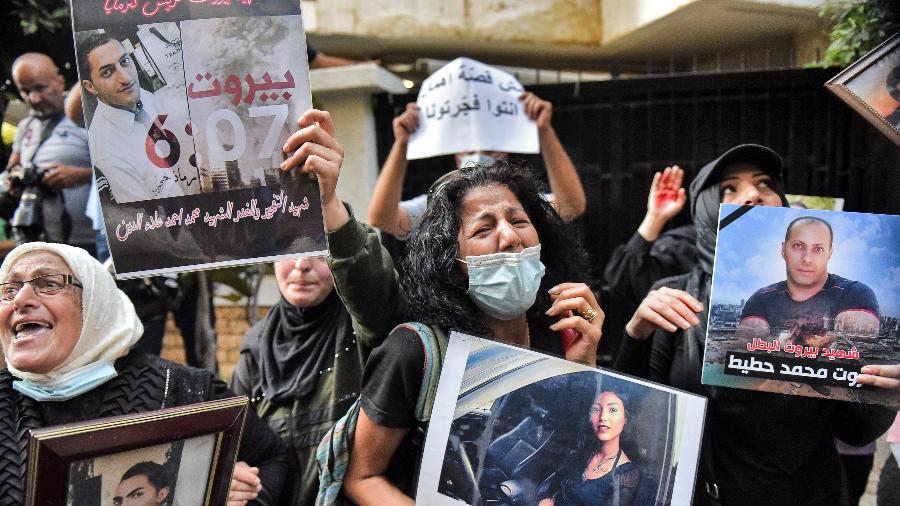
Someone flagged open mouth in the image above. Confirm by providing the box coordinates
[13,321,52,340]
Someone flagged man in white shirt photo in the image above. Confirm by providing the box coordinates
[78,32,185,204]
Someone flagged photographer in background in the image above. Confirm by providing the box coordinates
[4,53,95,255]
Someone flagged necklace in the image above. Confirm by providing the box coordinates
[585,448,622,477]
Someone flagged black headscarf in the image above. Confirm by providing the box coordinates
[256,289,351,403]
[681,144,788,390]
[688,144,789,275]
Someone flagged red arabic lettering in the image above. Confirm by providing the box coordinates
[186,70,296,106]
[104,0,138,15]
[105,0,251,16]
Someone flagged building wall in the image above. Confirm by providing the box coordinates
[308,0,604,45]
[161,305,270,381]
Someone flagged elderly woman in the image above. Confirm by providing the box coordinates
[616,144,893,505]
[0,242,288,506]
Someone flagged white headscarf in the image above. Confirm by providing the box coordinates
[0,242,143,383]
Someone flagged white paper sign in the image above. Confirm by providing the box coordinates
[416,332,707,505]
[407,57,540,160]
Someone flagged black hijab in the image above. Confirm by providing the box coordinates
[256,289,351,403]
[681,144,788,390]
[688,144,789,275]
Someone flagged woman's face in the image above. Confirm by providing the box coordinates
[590,391,627,443]
[0,251,83,374]
[274,256,335,308]
[718,163,783,207]
[455,184,540,276]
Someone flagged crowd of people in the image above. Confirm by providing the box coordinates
[2,43,900,506]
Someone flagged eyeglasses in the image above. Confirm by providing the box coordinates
[0,273,83,302]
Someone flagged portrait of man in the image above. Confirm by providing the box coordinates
[77,32,185,204]
[113,461,172,506]
[738,216,881,347]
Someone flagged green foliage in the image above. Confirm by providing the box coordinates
[817,0,899,67]
[10,0,70,35]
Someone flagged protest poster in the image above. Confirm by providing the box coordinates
[69,0,325,278]
[417,332,706,505]
[407,57,540,160]
[702,204,900,409]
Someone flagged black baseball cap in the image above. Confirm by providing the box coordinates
[691,144,784,193]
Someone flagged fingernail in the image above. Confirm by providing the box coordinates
[861,366,873,374]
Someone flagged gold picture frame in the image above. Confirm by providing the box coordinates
[26,396,248,506]
[826,32,900,147]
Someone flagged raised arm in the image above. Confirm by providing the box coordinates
[637,166,687,241]
[282,109,402,345]
[368,103,420,236]
[520,92,585,221]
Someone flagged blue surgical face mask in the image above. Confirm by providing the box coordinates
[12,361,118,402]
[457,153,500,168]
[464,245,545,320]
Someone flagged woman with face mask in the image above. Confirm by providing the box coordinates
[280,109,600,504]
[341,160,601,505]
[615,144,894,505]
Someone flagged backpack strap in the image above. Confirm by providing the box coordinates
[315,322,448,506]
[396,322,448,423]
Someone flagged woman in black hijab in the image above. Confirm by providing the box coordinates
[230,256,366,505]
[616,144,893,505]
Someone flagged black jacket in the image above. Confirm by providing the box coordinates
[0,352,289,506]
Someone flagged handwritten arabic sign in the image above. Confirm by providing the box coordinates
[702,204,900,408]
[406,57,539,160]
[71,0,325,277]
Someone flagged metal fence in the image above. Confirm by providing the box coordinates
[373,67,899,274]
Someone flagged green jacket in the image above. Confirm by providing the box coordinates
[230,211,401,505]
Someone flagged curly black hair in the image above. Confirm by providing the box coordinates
[400,159,588,337]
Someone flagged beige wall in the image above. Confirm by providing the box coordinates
[303,0,829,70]
[308,0,604,45]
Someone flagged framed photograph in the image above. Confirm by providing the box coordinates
[25,397,248,506]
[826,32,900,147]
[417,332,707,505]
[702,204,900,409]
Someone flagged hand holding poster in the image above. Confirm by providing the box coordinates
[407,57,540,159]
[702,204,900,408]
[417,332,706,505]
[70,0,325,277]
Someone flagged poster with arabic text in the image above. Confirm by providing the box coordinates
[407,57,539,160]
[70,0,324,277]
[703,204,900,409]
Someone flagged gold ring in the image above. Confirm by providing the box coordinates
[580,308,598,322]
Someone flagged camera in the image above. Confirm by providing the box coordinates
[6,164,50,244]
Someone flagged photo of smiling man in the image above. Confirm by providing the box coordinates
[77,29,193,204]
[738,216,881,348]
